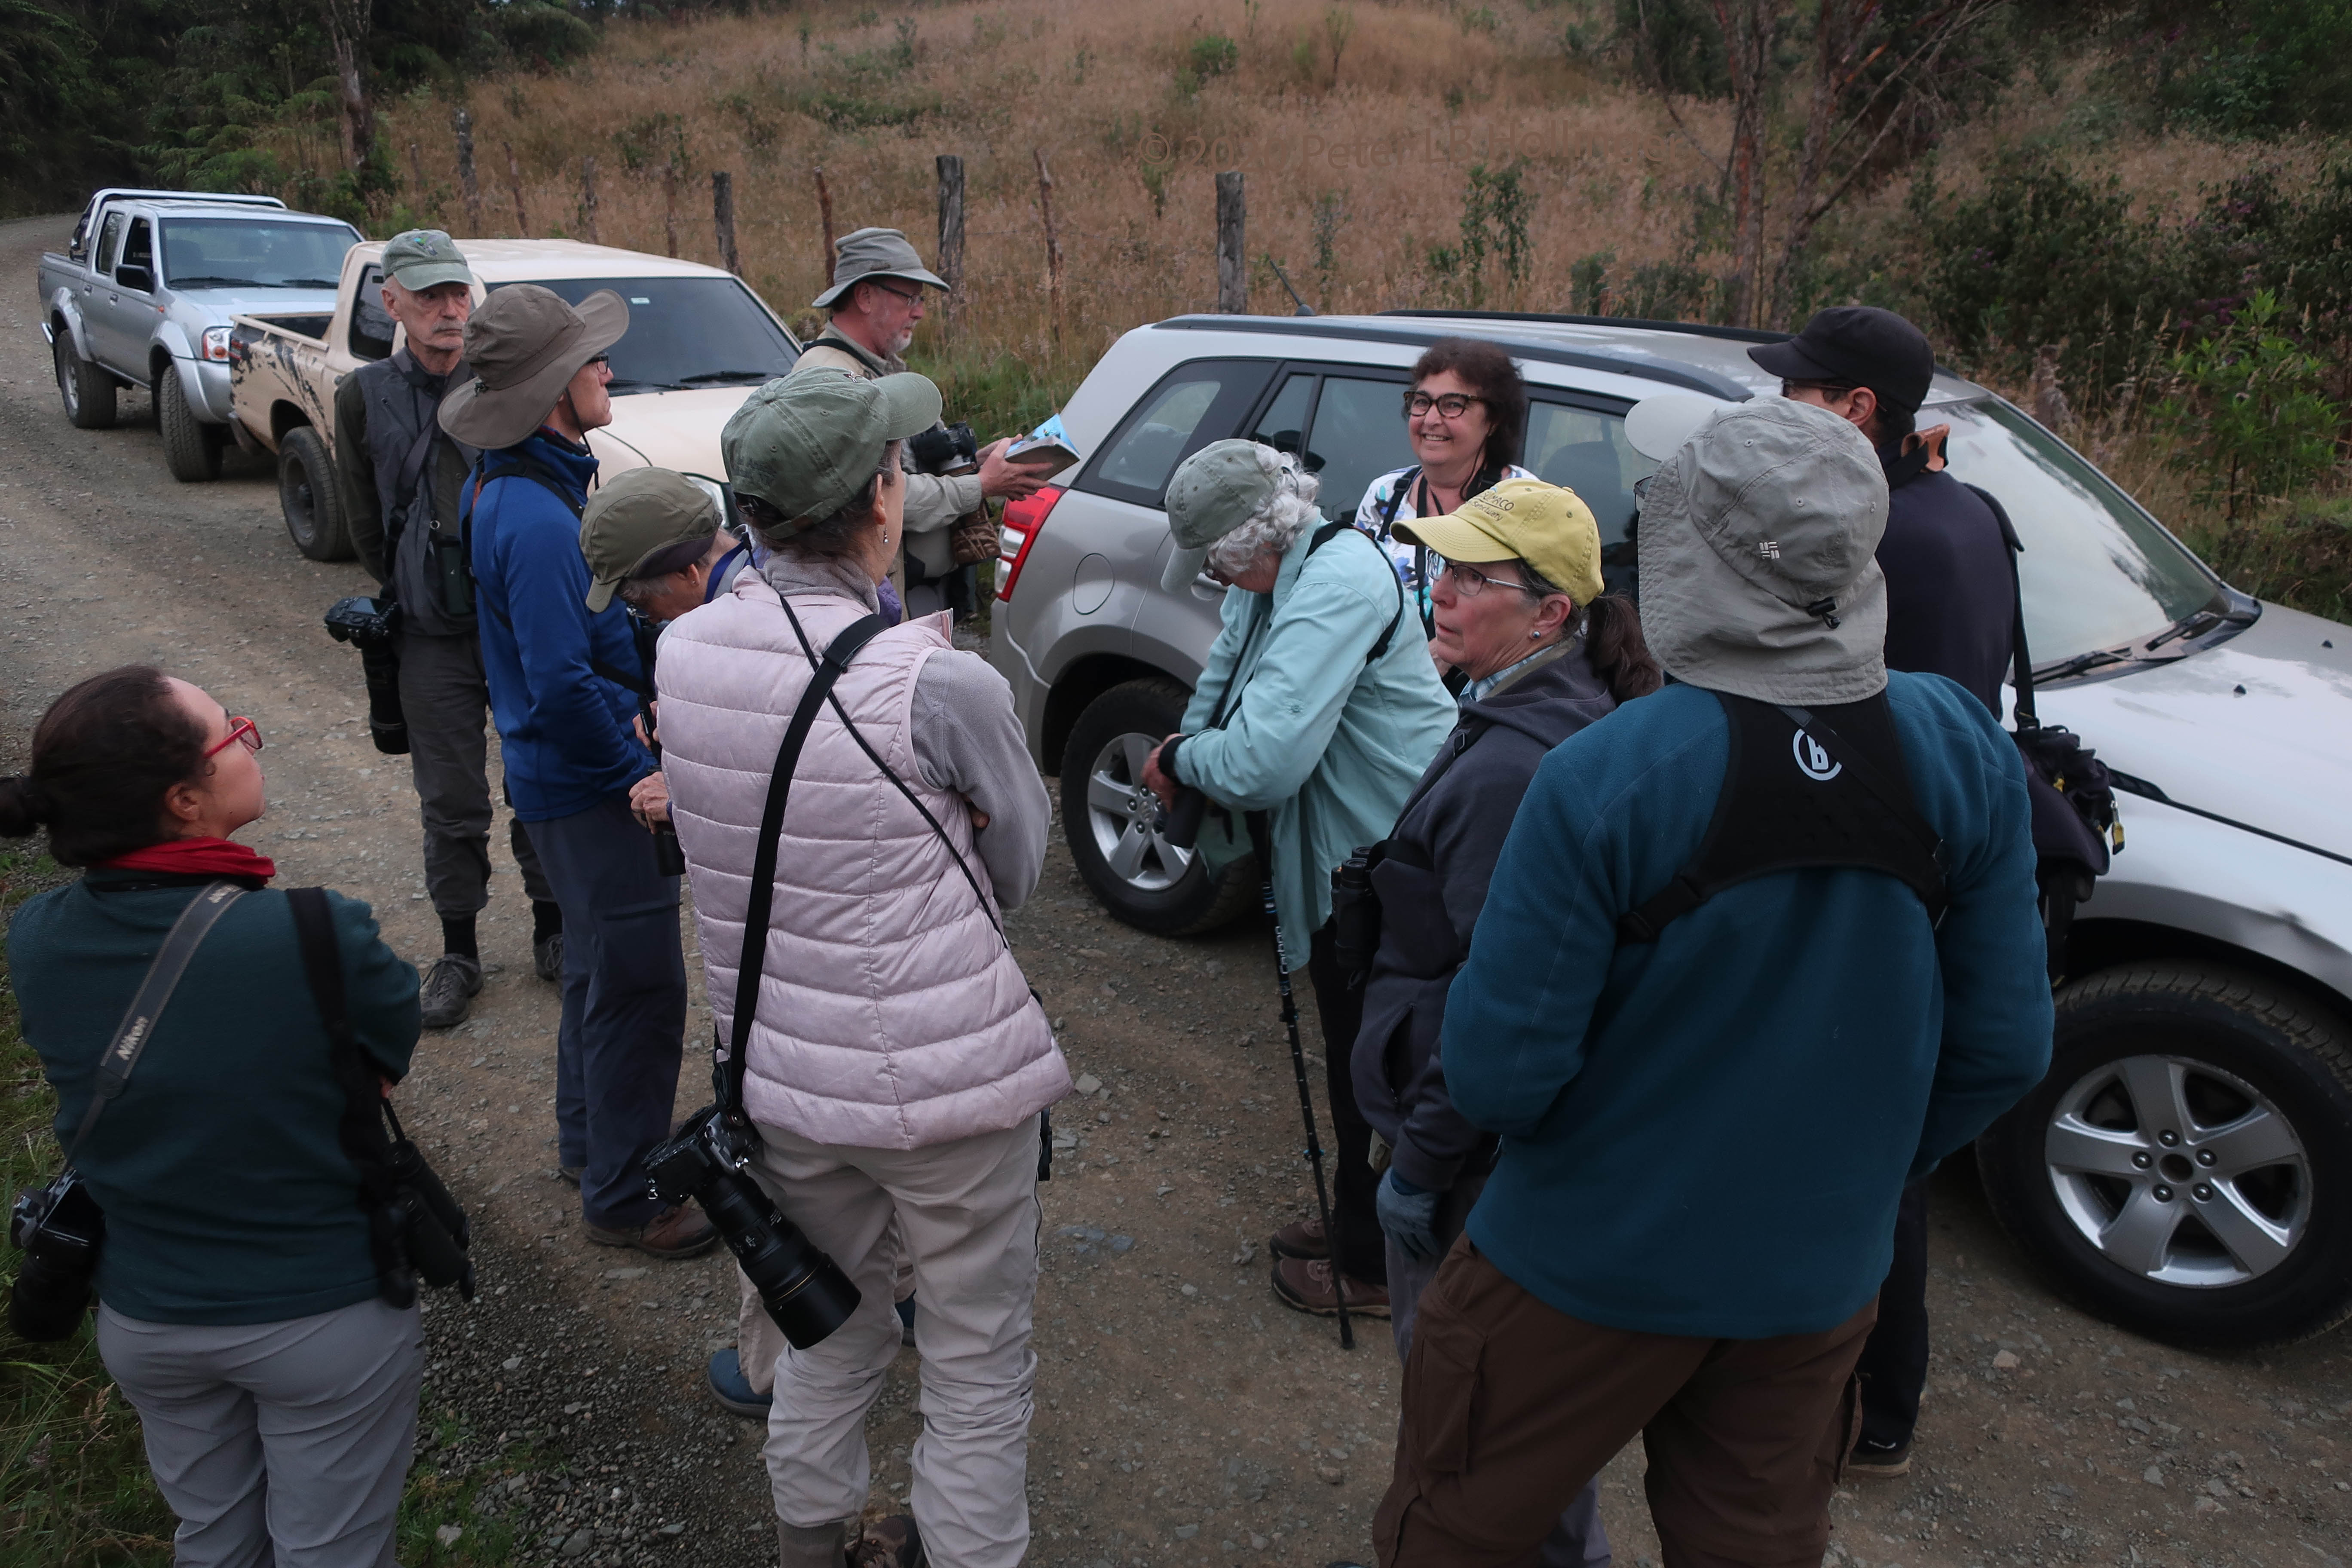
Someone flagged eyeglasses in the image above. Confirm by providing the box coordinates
[1404,391,1485,419]
[205,717,263,758]
[586,352,612,371]
[1781,379,1858,401]
[867,281,925,306]
[1439,561,1543,599]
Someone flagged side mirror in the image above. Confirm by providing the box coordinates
[115,263,153,293]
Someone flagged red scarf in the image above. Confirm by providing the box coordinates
[97,836,277,882]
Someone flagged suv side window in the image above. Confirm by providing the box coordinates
[1296,375,1413,523]
[1524,398,1656,590]
[1082,359,1277,508]
[96,212,126,275]
[349,264,395,362]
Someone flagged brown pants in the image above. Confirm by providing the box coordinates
[1376,1240,1874,1568]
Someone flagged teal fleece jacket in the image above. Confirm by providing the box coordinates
[1446,674,2053,1339]
[9,873,420,1326]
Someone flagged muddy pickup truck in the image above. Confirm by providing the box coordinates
[39,188,361,481]
[229,237,802,562]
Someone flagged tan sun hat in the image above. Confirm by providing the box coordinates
[811,227,949,309]
[1395,478,1605,603]
[438,284,629,451]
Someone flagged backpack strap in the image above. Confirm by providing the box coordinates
[1963,481,2037,730]
[286,886,408,1298]
[1306,521,1408,664]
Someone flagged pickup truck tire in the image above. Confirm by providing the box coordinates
[157,365,224,481]
[278,426,352,562]
[1060,678,1258,937]
[53,333,116,429]
[1977,961,2352,1349]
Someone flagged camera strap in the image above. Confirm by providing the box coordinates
[62,880,245,1167]
[720,608,889,1119]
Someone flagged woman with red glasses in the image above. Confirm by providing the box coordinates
[1,665,428,1567]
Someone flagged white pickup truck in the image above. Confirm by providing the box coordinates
[227,237,803,561]
[39,188,362,481]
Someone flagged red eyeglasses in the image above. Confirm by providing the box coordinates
[205,717,263,758]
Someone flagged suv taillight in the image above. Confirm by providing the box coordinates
[995,484,1063,603]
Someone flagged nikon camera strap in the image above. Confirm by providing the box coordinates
[718,610,888,1123]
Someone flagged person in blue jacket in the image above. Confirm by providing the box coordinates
[1371,398,2053,1568]
[439,284,713,1262]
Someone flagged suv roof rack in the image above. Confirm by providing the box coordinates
[1154,314,1752,401]
[1378,309,1792,347]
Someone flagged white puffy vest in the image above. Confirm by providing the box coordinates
[656,579,1066,1149]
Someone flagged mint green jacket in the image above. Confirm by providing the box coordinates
[1173,524,1458,970]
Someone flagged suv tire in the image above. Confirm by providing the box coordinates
[279,426,352,562]
[158,364,224,481]
[1978,961,2352,1349]
[54,333,116,429]
[1060,678,1257,937]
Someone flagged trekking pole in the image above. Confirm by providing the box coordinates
[1245,812,1354,1351]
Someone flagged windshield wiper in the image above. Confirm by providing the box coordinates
[2037,647,2133,682]
[673,370,784,386]
[280,277,341,288]
[606,377,686,392]
[2144,609,2223,652]
[168,276,263,288]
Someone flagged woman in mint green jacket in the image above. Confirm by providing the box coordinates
[1143,439,1456,1320]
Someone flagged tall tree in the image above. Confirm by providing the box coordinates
[323,0,375,172]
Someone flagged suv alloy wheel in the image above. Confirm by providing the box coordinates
[1978,961,2352,1348]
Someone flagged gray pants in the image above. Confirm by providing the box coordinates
[97,1296,424,1568]
[1389,1169,1612,1568]
[397,626,552,919]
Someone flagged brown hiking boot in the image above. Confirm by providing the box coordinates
[1269,1215,1329,1261]
[584,1203,718,1259]
[1272,1256,1390,1319]
[849,1515,925,1568]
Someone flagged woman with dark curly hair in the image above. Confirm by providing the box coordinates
[3,665,426,1568]
[1355,337,1537,637]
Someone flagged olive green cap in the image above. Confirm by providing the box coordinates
[381,229,474,292]
[579,467,723,612]
[721,368,942,533]
[1159,439,1286,593]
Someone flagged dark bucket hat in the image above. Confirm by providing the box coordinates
[438,284,629,451]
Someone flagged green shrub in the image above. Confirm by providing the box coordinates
[1188,33,1239,80]
[2156,0,2352,136]
[2155,290,2344,521]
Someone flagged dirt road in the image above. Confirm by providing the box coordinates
[5,213,2348,1568]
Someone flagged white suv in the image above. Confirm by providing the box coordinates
[989,310,2352,1350]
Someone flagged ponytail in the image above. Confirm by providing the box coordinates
[1580,594,1662,704]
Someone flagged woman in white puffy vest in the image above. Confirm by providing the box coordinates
[655,368,1068,1568]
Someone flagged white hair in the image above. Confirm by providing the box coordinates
[1205,455,1322,575]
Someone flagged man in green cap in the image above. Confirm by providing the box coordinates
[657,369,1064,1568]
[794,226,1051,619]
[331,229,562,1029]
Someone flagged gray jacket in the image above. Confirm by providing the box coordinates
[788,326,982,579]
[333,349,480,635]
[1348,641,1620,1191]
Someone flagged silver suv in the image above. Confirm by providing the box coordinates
[990,310,2352,1350]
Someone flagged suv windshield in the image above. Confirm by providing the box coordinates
[1942,398,2226,666]
[158,219,359,288]
[509,276,798,393]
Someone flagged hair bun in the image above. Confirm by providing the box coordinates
[0,775,48,837]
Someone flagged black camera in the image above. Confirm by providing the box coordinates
[8,1169,102,1343]
[906,421,979,477]
[1328,845,1384,991]
[645,1107,859,1348]
[1160,787,1209,852]
[324,596,410,756]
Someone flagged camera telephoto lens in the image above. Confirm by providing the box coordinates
[701,1170,861,1348]
[7,1181,102,1344]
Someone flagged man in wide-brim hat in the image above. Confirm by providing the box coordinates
[444,284,717,1265]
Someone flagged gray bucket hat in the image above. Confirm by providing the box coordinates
[1635,397,1891,705]
[811,227,950,309]
[723,368,942,532]
[1159,439,1287,594]
[381,229,474,292]
[438,285,629,451]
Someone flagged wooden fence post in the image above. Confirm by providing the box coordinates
[662,161,680,258]
[407,141,429,209]
[814,166,838,290]
[936,153,965,342]
[580,157,599,244]
[1216,171,1246,313]
[713,171,739,276]
[453,108,481,236]
[1034,149,1063,347]
[503,142,529,236]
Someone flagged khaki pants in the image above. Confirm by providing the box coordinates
[745,1115,1042,1568]
[738,1219,917,1400]
[1377,1240,1872,1568]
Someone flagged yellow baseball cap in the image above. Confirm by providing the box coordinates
[1395,478,1605,603]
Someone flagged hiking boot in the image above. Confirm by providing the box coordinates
[849,1515,925,1568]
[1272,1256,1390,1319]
[533,929,564,983]
[555,1164,582,1187]
[584,1203,719,1259]
[1848,1436,1913,1477]
[418,954,482,1029]
[706,1347,771,1419]
[1269,1215,1329,1262]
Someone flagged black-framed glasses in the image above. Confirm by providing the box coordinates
[1439,561,1543,599]
[1780,378,1858,401]
[586,352,612,371]
[866,280,925,306]
[1404,391,1485,419]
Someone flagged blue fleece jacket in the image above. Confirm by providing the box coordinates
[468,432,653,821]
[1446,673,2052,1339]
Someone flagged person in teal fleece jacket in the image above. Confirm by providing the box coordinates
[1373,398,2052,1568]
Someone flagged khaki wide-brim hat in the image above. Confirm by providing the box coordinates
[811,226,950,309]
[438,285,629,451]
